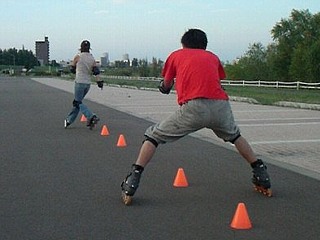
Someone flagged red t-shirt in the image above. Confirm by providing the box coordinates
[162,48,228,105]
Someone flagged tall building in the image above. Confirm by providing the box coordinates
[35,36,50,65]
[122,53,130,66]
[100,52,110,67]
[122,53,129,62]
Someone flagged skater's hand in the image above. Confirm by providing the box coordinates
[159,80,173,94]
[97,81,104,90]
[70,65,76,74]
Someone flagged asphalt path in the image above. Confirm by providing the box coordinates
[1,77,320,240]
[32,77,320,180]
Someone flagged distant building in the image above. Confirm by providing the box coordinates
[35,36,49,65]
[123,53,130,66]
[100,52,110,67]
[123,53,129,62]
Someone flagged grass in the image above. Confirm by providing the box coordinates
[223,86,320,105]
[102,76,320,105]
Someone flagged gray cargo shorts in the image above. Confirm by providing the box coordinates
[145,98,240,144]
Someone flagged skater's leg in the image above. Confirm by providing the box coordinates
[233,136,257,164]
[135,140,157,167]
[65,100,80,125]
[121,105,202,203]
[65,83,89,125]
[121,140,157,192]
[77,84,94,120]
[233,136,271,191]
[80,102,94,120]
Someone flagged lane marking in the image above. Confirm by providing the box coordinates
[238,122,320,127]
[251,139,320,145]
[233,109,298,113]
[236,117,320,122]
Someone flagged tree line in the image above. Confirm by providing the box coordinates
[0,48,39,70]
[224,9,320,82]
[104,57,164,77]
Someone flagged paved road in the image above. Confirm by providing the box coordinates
[1,77,319,240]
[34,77,320,179]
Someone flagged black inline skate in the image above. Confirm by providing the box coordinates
[121,164,144,205]
[87,115,99,130]
[251,159,272,197]
[64,119,71,129]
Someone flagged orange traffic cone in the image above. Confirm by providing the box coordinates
[230,203,252,230]
[100,125,109,136]
[117,134,127,147]
[173,168,189,187]
[80,114,87,122]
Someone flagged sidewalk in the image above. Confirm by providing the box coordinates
[32,78,320,179]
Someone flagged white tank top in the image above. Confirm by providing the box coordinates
[75,52,95,84]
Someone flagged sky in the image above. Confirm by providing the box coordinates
[0,0,319,63]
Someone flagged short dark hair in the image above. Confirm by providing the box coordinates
[80,40,91,52]
[181,29,208,49]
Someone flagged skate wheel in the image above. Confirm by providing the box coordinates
[265,188,272,197]
[253,185,272,197]
[122,192,132,205]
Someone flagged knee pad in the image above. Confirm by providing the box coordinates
[143,136,158,148]
[72,99,81,109]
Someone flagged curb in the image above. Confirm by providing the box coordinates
[274,101,320,111]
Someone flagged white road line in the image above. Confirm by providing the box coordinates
[233,109,298,113]
[238,122,320,127]
[236,117,320,122]
[251,139,320,145]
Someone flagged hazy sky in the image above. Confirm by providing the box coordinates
[1,0,319,62]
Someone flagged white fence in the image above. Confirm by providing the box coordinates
[221,80,320,90]
[105,76,320,90]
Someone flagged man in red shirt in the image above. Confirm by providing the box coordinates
[121,29,272,205]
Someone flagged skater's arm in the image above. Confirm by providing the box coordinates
[92,65,103,89]
[159,78,174,94]
[72,55,80,66]
[92,65,100,77]
[70,55,79,73]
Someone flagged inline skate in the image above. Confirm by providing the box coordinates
[121,164,144,205]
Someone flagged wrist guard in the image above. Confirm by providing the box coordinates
[92,66,100,76]
[158,80,173,94]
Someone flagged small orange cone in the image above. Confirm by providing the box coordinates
[117,134,127,147]
[230,203,252,230]
[80,114,87,122]
[100,125,109,136]
[173,168,189,187]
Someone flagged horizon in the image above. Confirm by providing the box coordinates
[1,1,319,63]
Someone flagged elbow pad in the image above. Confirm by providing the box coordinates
[92,66,100,76]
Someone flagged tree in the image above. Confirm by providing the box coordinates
[225,9,320,82]
[150,57,163,77]
[0,47,39,70]
[225,42,268,80]
[271,9,320,81]
[131,58,138,67]
[138,58,149,77]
